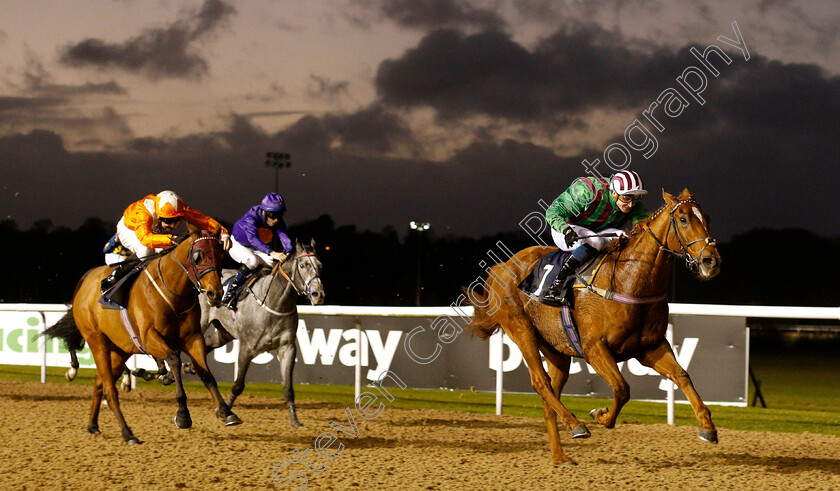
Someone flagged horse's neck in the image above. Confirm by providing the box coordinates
[606,219,673,297]
[256,262,297,307]
[159,242,193,296]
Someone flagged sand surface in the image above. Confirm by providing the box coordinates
[2,379,839,490]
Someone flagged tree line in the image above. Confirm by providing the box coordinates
[1,216,838,308]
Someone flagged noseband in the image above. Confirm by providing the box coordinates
[645,198,717,271]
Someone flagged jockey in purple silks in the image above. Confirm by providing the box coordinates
[222,193,293,310]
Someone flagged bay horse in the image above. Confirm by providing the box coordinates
[44,223,241,444]
[200,238,325,427]
[468,189,721,464]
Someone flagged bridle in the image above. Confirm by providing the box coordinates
[251,251,322,315]
[145,231,224,315]
[644,197,717,272]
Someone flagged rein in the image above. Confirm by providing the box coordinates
[248,252,321,316]
[579,197,714,305]
[145,232,222,316]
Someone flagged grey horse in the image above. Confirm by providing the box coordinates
[200,238,324,427]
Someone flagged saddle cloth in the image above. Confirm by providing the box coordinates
[517,249,605,307]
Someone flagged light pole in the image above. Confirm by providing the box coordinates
[264,152,291,193]
[409,221,430,306]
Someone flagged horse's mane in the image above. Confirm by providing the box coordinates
[603,199,672,254]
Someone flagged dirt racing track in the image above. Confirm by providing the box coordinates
[2,379,839,490]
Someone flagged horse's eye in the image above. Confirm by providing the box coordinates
[679,216,688,224]
[193,250,204,263]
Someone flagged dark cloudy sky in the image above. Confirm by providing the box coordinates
[1,0,838,241]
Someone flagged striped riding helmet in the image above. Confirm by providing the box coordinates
[610,170,647,197]
[155,190,186,218]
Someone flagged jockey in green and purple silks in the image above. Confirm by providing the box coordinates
[543,170,650,303]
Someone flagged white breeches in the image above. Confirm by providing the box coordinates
[116,217,159,258]
[228,236,275,270]
[551,225,626,251]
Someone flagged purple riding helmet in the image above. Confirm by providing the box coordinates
[261,193,286,212]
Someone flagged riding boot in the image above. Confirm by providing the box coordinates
[542,255,582,303]
[222,270,248,311]
[100,257,140,293]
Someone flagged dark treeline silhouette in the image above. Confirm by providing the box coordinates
[1,217,838,308]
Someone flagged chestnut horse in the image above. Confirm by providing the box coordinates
[468,189,721,464]
[45,223,241,444]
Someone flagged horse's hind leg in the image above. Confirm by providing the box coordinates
[182,332,242,426]
[278,343,302,428]
[585,341,630,429]
[66,348,80,382]
[639,339,717,443]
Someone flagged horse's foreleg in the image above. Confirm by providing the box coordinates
[505,323,580,464]
[278,344,302,428]
[165,351,192,429]
[203,320,233,351]
[541,346,589,439]
[541,351,585,465]
[88,372,104,435]
[142,328,192,429]
[585,342,630,429]
[89,338,139,444]
[227,347,253,409]
[639,340,717,443]
[182,332,242,426]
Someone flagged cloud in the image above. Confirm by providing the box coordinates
[58,0,236,80]
[374,25,686,123]
[378,0,507,31]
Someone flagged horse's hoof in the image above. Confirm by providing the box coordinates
[65,368,77,382]
[571,423,591,439]
[699,429,718,444]
[126,437,142,446]
[589,408,606,420]
[290,420,304,429]
[174,415,193,429]
[87,426,101,435]
[225,413,243,426]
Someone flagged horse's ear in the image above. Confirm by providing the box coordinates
[662,189,676,203]
[295,239,303,252]
[679,188,693,199]
[310,238,316,249]
[187,221,198,234]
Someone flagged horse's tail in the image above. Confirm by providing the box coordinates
[42,308,85,352]
[462,285,502,340]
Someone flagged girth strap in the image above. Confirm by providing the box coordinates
[119,307,146,353]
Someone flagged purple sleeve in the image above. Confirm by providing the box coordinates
[232,208,273,255]
[276,219,293,253]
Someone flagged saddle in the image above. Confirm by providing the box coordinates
[223,265,273,303]
[98,258,152,310]
[517,250,606,308]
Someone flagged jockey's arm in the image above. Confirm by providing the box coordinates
[546,178,594,232]
[183,208,230,249]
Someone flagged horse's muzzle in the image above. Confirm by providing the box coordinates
[204,288,221,307]
[697,250,721,279]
